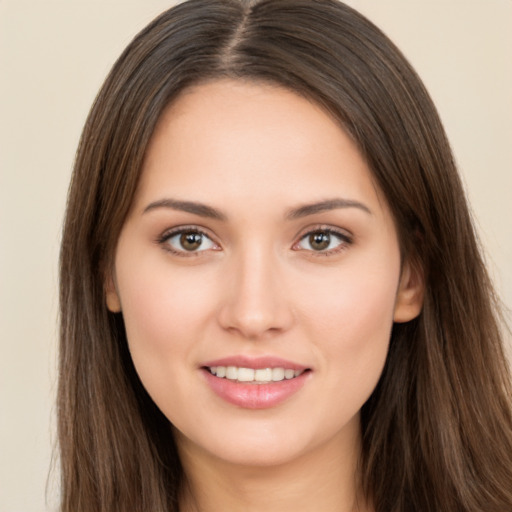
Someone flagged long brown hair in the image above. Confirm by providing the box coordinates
[58,1,512,510]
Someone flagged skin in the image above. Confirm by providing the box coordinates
[106,80,423,512]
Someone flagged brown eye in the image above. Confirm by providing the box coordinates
[295,228,350,254]
[309,231,331,251]
[162,229,217,254]
[180,231,203,251]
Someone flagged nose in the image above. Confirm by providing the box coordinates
[217,247,294,340]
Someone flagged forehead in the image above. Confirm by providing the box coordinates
[136,79,386,219]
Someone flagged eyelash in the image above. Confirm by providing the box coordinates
[157,226,220,257]
[293,226,353,256]
[156,225,353,257]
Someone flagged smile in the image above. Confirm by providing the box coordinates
[208,366,305,383]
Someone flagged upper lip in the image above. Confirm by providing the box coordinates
[202,355,309,371]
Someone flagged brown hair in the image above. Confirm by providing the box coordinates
[58,1,512,510]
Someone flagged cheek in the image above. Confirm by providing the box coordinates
[298,256,400,390]
[114,260,224,431]
[303,256,399,330]
[114,253,218,391]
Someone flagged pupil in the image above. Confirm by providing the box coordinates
[310,232,330,250]
[180,232,202,251]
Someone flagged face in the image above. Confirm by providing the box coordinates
[107,80,423,469]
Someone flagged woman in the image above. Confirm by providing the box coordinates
[58,0,512,511]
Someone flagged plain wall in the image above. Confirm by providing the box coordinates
[0,1,510,510]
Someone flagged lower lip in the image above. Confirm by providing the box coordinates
[202,369,310,409]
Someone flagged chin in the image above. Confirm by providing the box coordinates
[173,411,361,470]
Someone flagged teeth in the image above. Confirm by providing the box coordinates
[271,367,284,381]
[209,366,305,383]
[237,367,255,382]
[226,366,238,379]
[255,368,272,381]
[284,369,295,379]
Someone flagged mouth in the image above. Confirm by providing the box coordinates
[202,363,311,409]
[205,366,308,384]
[201,356,311,408]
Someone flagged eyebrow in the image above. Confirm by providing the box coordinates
[143,198,227,220]
[142,197,372,221]
[285,198,372,219]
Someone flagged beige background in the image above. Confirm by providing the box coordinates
[1,1,510,510]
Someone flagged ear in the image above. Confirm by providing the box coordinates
[393,258,424,323]
[105,272,122,313]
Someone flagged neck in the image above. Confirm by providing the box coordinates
[177,420,371,512]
